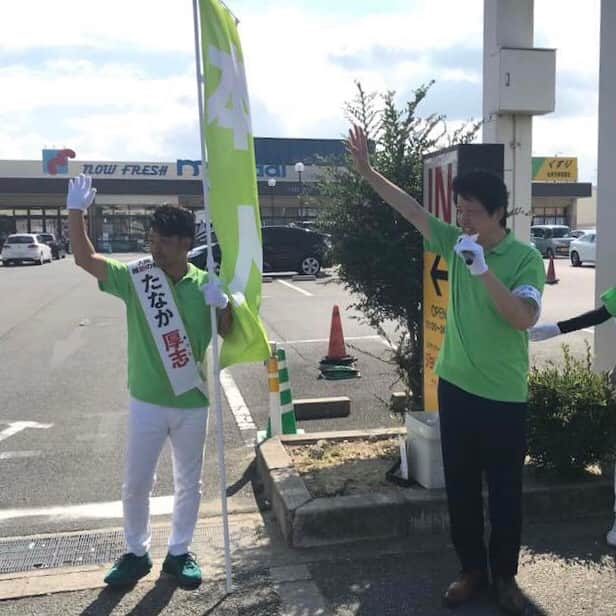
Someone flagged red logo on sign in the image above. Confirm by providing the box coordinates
[47,149,76,175]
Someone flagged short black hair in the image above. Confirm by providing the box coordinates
[452,170,508,228]
[149,205,195,239]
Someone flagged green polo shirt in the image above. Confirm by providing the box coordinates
[99,258,212,408]
[601,286,616,316]
[425,215,545,402]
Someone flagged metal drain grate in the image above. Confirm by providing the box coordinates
[0,525,223,575]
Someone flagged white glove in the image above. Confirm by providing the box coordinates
[66,174,96,210]
[454,234,488,276]
[202,277,229,310]
[529,323,562,342]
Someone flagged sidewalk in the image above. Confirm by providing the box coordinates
[307,515,616,615]
[0,511,329,616]
[2,510,616,615]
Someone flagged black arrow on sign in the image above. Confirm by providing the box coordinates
[430,255,448,297]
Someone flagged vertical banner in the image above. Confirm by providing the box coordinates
[422,149,457,412]
[199,0,270,367]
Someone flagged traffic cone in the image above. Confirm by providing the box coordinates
[545,255,559,285]
[320,305,355,366]
[319,305,360,379]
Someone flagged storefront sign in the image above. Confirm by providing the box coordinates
[256,164,286,178]
[10,157,323,181]
[81,163,170,177]
[42,149,76,175]
[532,157,578,182]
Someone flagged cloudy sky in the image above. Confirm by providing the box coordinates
[0,0,600,181]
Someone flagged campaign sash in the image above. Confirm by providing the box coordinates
[128,257,207,397]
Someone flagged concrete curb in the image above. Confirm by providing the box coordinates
[0,561,163,601]
[0,561,113,601]
[294,397,351,420]
[256,429,613,549]
[291,275,317,281]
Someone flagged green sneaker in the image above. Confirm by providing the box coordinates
[162,552,202,588]
[104,552,152,587]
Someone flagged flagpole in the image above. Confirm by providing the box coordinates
[191,0,233,594]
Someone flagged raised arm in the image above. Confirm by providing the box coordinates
[346,124,431,240]
[67,174,108,282]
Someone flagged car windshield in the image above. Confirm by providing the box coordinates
[552,228,571,238]
[39,234,54,242]
[6,236,34,244]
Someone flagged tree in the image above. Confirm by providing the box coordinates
[315,82,480,411]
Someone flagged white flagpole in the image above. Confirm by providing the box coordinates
[191,0,233,594]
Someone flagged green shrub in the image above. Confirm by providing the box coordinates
[527,344,616,477]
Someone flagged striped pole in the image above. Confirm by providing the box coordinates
[266,354,282,437]
[277,348,298,434]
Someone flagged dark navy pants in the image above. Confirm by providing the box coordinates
[438,378,527,578]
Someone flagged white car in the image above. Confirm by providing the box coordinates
[569,229,596,267]
[1,233,53,266]
[569,228,593,239]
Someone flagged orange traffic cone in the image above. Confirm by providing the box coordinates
[545,255,559,285]
[321,305,355,366]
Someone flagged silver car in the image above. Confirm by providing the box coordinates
[530,225,573,258]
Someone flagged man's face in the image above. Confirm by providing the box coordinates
[149,230,190,269]
[456,195,503,238]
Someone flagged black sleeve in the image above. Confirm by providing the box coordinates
[557,305,612,334]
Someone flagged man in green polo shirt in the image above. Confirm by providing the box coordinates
[67,174,232,589]
[347,126,544,615]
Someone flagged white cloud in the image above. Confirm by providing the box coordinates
[237,2,483,137]
[0,59,199,160]
[0,0,194,53]
[534,114,599,181]
[0,0,603,183]
[0,62,185,112]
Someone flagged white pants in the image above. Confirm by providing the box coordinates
[123,397,208,557]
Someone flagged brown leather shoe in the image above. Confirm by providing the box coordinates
[494,577,526,615]
[443,570,488,607]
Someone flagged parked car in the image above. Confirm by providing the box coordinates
[1,233,53,265]
[289,220,319,232]
[569,230,596,267]
[38,232,67,260]
[568,229,593,239]
[530,225,574,258]
[188,225,332,275]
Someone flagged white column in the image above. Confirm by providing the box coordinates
[595,0,616,372]
[483,0,533,242]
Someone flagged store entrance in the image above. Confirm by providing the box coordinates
[92,205,153,253]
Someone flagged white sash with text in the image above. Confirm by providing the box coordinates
[128,257,207,397]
